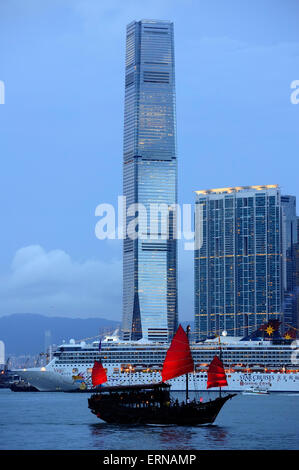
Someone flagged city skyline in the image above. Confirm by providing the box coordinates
[0,1,298,321]
[1,2,299,457]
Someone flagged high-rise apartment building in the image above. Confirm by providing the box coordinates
[194,185,284,340]
[294,217,299,334]
[121,20,178,342]
[281,196,297,331]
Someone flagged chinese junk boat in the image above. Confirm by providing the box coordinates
[88,325,236,425]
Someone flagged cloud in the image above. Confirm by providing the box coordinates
[0,245,121,319]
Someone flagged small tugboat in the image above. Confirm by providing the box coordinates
[88,325,236,425]
[242,386,269,395]
[9,379,39,392]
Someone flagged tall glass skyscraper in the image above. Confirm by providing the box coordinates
[194,185,283,340]
[121,20,178,342]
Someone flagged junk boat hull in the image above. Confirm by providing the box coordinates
[88,393,236,425]
[88,383,236,425]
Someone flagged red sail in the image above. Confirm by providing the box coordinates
[92,360,107,387]
[207,355,228,389]
[162,325,194,382]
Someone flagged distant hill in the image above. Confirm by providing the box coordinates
[0,314,195,357]
[0,314,120,356]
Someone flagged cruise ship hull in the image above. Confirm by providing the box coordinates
[14,368,78,392]
[15,367,299,393]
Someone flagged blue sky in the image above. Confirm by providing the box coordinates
[0,0,298,321]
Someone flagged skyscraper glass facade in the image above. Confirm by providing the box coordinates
[194,185,283,340]
[122,20,177,342]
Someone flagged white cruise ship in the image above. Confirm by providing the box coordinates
[16,328,299,393]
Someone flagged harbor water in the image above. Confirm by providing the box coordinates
[0,389,298,450]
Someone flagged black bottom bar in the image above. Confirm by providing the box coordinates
[0,450,297,467]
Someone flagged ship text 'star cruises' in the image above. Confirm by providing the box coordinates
[16,323,299,393]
